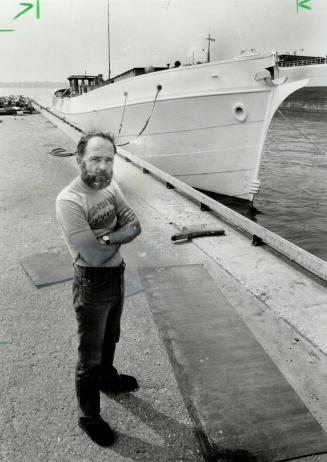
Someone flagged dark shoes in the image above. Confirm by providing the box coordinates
[78,416,115,447]
[100,374,139,395]
[78,375,138,446]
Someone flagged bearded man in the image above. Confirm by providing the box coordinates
[56,131,141,447]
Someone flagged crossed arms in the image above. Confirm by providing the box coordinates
[101,207,141,246]
[70,205,141,266]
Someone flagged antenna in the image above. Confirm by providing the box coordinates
[107,0,111,81]
[206,33,216,63]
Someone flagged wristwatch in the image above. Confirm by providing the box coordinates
[102,235,111,244]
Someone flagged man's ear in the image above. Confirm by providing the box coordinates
[76,155,82,166]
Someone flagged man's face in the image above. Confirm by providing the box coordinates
[78,136,115,189]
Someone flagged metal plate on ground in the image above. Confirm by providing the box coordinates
[20,251,144,296]
[139,264,327,461]
[20,252,73,288]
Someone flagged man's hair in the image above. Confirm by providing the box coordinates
[76,131,117,158]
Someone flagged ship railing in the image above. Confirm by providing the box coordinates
[279,58,327,67]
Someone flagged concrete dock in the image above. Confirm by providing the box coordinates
[2,112,327,461]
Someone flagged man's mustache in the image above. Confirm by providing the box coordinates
[91,173,112,179]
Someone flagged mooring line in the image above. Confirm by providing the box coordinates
[117,92,128,139]
[277,109,326,155]
[117,84,162,147]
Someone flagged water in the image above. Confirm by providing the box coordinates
[2,86,327,261]
[257,109,327,260]
[0,86,56,106]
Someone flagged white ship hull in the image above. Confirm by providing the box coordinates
[52,53,306,201]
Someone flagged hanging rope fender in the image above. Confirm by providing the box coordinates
[117,84,162,147]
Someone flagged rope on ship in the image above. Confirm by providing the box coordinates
[117,84,162,147]
[277,109,326,155]
[117,92,128,139]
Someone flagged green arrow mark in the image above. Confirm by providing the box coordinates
[13,3,34,20]
[297,0,312,13]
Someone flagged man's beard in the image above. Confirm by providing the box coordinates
[80,162,113,190]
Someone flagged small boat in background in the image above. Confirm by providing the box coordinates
[0,95,35,115]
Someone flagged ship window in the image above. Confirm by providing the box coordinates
[233,103,248,122]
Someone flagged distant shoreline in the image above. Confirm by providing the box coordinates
[0,82,66,88]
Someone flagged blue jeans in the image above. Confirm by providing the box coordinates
[72,262,125,420]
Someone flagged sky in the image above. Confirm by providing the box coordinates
[0,0,326,82]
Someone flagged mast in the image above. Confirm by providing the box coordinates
[206,33,216,63]
[107,0,111,81]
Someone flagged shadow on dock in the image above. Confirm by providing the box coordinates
[198,189,261,222]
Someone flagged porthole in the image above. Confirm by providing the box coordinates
[233,103,248,122]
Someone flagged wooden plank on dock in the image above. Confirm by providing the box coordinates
[139,264,327,461]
